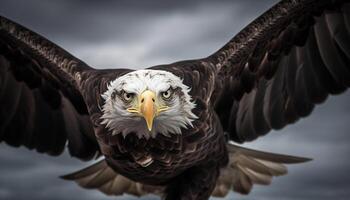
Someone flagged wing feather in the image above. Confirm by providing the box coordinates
[202,0,350,142]
[156,1,350,143]
[252,81,270,136]
[314,13,350,86]
[0,15,99,159]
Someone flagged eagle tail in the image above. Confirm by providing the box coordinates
[211,143,311,197]
[61,159,163,197]
[62,144,311,198]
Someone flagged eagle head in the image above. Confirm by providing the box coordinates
[101,69,198,139]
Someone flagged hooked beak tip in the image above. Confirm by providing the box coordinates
[140,90,156,132]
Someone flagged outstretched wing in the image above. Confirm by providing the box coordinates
[0,16,99,160]
[164,0,349,143]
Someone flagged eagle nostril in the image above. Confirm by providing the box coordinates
[152,98,155,102]
[141,98,144,103]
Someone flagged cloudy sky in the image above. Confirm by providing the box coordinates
[1,0,350,200]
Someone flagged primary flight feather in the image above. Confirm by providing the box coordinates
[0,0,349,199]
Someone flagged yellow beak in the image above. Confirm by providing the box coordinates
[140,90,156,131]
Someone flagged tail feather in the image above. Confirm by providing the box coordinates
[211,143,311,197]
[61,159,163,196]
[62,143,311,198]
[237,164,272,185]
[227,142,312,163]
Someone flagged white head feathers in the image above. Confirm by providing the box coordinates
[101,69,198,139]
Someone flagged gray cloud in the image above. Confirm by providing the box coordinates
[1,0,350,200]
[0,0,276,68]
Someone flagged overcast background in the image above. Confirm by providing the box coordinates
[0,0,350,200]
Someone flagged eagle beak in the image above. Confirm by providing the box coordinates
[140,90,156,131]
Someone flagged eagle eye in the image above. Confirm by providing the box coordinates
[120,90,134,102]
[161,88,173,100]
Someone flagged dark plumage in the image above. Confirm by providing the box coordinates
[0,0,349,199]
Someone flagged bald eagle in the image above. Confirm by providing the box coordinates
[0,0,349,199]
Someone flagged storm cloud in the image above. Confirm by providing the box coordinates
[0,0,350,200]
